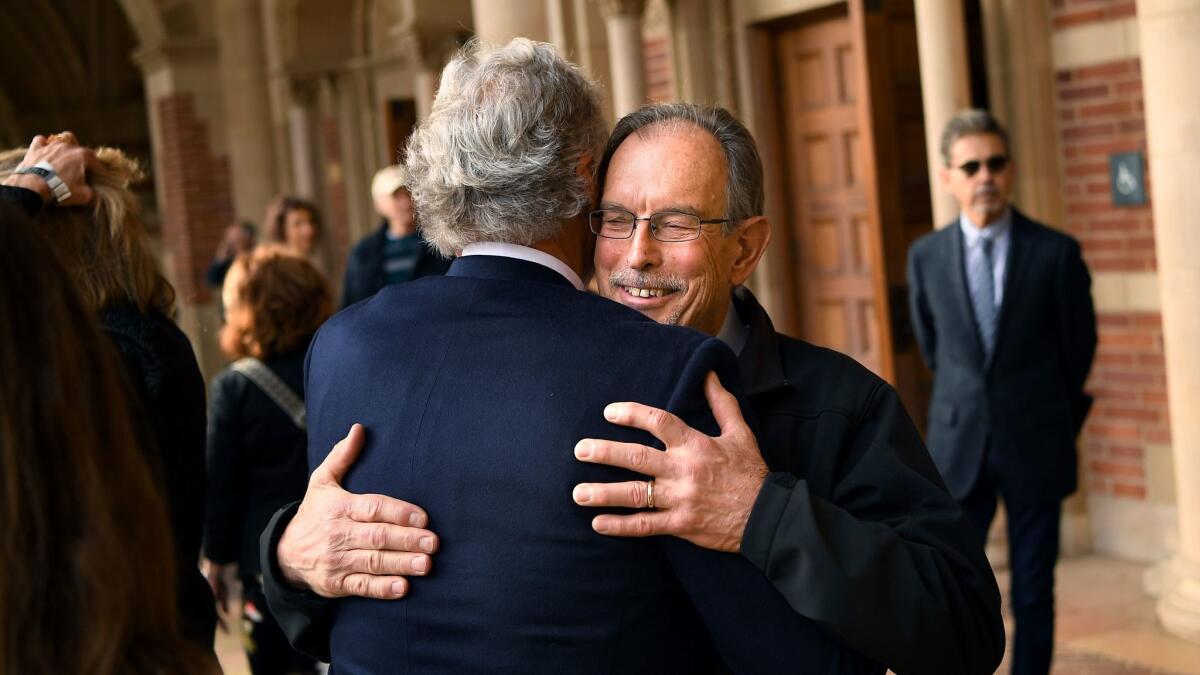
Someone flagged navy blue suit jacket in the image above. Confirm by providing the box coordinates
[907,210,1097,503]
[303,254,877,674]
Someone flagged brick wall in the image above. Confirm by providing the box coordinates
[644,36,673,104]
[1052,3,1168,502]
[156,92,233,304]
[321,116,350,283]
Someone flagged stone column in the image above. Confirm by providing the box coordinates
[287,81,321,199]
[1140,0,1200,645]
[215,0,278,223]
[471,0,548,45]
[596,0,647,118]
[914,0,973,228]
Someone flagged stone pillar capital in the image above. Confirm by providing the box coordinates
[593,0,647,20]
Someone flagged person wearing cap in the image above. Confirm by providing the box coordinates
[340,165,450,308]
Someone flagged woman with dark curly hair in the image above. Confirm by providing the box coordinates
[264,194,325,272]
[0,203,218,674]
[203,245,332,674]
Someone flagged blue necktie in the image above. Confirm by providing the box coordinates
[969,236,997,359]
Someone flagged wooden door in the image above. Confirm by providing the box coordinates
[774,9,891,379]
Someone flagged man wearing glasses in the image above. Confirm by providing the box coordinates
[266,102,1006,674]
[906,109,1097,675]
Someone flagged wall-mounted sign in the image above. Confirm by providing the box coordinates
[1110,152,1146,206]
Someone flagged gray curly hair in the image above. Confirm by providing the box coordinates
[405,38,607,256]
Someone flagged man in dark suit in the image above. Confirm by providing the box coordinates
[264,101,1004,673]
[275,39,877,673]
[340,164,450,308]
[906,109,1097,675]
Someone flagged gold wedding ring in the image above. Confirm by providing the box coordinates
[646,480,656,509]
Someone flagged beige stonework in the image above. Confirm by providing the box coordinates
[1138,0,1200,644]
[595,0,647,117]
[1092,271,1163,313]
[1089,494,1178,563]
[1053,17,1140,71]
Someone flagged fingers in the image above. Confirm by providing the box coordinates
[312,423,367,486]
[336,574,412,600]
[591,512,672,538]
[704,371,746,436]
[573,480,661,509]
[343,522,439,556]
[574,438,667,476]
[345,492,430,528]
[338,549,433,578]
[602,401,690,447]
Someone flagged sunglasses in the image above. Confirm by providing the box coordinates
[956,155,1009,177]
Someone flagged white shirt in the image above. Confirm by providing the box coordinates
[959,209,1012,307]
[459,242,585,291]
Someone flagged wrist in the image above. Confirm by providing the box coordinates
[276,523,313,591]
[2,174,52,204]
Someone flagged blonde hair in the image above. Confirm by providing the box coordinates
[0,147,176,315]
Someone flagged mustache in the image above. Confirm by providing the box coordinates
[608,269,687,292]
[973,185,999,199]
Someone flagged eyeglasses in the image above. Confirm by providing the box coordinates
[956,155,1010,177]
[588,209,730,243]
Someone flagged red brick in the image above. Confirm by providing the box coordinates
[1108,445,1143,459]
[1063,122,1117,139]
[1118,119,1146,134]
[1054,9,1107,29]
[1144,428,1172,443]
[1088,424,1142,441]
[1111,483,1147,499]
[1090,386,1139,401]
[1102,406,1160,422]
[1079,101,1134,118]
[1076,61,1135,82]
[1065,162,1109,176]
[1059,83,1110,101]
[1079,140,1142,156]
[1116,80,1143,97]
[1090,459,1144,477]
[1090,478,1110,494]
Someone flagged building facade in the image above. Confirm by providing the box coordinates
[1,0,1197,644]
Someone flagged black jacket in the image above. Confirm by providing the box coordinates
[205,346,310,579]
[734,288,1004,675]
[340,223,451,308]
[906,210,1097,503]
[100,304,217,650]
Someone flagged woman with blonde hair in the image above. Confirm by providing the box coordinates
[0,203,218,674]
[0,143,217,649]
[204,245,331,674]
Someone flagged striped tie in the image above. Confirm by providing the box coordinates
[969,236,998,359]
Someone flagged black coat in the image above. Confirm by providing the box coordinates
[734,288,1004,675]
[906,210,1097,503]
[205,346,310,579]
[340,223,451,308]
[100,305,217,650]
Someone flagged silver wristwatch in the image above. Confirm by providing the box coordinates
[14,161,72,204]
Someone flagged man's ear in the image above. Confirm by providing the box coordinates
[729,216,771,287]
[938,165,952,189]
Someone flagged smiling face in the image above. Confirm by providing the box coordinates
[593,125,744,336]
[941,133,1015,227]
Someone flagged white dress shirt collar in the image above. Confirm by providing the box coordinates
[459,242,585,291]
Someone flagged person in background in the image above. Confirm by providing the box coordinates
[341,164,450,307]
[265,195,325,273]
[0,141,217,651]
[206,220,257,290]
[0,202,218,674]
[907,109,1097,675]
[203,245,331,675]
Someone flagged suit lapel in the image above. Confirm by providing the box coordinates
[945,223,986,367]
[990,210,1030,370]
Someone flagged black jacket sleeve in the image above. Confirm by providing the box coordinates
[204,373,247,565]
[1056,239,1098,432]
[740,383,1005,675]
[0,185,44,218]
[261,502,335,661]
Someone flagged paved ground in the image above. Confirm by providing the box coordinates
[216,555,1200,674]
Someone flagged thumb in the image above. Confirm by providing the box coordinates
[704,371,746,436]
[312,423,367,486]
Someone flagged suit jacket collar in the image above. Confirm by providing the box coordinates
[731,286,789,396]
[447,254,579,290]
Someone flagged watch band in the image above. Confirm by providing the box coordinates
[15,161,72,204]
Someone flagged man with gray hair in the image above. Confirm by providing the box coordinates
[907,109,1097,675]
[265,39,875,673]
